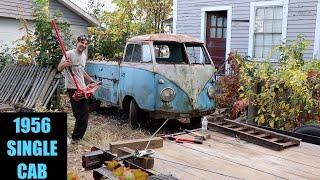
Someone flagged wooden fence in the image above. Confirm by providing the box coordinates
[0,64,61,110]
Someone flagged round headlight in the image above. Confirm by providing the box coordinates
[160,87,175,102]
[207,85,215,99]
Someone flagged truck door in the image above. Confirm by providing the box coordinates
[119,43,155,111]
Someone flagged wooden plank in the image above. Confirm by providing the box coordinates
[246,130,255,134]
[208,131,320,168]
[8,65,30,103]
[269,137,281,142]
[2,65,24,102]
[42,79,56,105]
[0,65,10,87]
[256,134,268,138]
[117,147,154,169]
[0,65,9,78]
[10,66,30,103]
[153,132,320,180]
[18,66,38,104]
[155,141,276,180]
[43,79,60,107]
[0,65,12,93]
[24,67,43,106]
[250,123,320,145]
[28,66,52,107]
[109,137,163,154]
[82,150,114,170]
[0,65,19,101]
[223,124,237,128]
[234,127,247,131]
[223,118,301,144]
[206,118,301,150]
[12,66,36,104]
[208,122,294,151]
[282,141,300,148]
[36,68,56,106]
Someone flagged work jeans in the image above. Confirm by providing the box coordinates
[67,89,89,141]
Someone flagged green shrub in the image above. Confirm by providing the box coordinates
[32,0,73,67]
[239,36,320,130]
[0,45,15,71]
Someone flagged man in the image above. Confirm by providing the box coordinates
[58,35,95,144]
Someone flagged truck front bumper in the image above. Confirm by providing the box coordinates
[149,109,215,119]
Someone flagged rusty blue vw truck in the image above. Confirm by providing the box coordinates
[85,34,217,127]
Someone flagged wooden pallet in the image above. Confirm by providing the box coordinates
[206,118,301,151]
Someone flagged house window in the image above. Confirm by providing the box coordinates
[210,15,227,38]
[249,1,288,60]
[254,6,282,59]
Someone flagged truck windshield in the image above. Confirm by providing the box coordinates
[154,42,188,64]
[185,43,211,64]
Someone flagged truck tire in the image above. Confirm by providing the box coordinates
[148,174,179,180]
[293,125,320,137]
[129,100,140,128]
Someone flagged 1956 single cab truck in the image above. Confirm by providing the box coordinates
[85,34,217,127]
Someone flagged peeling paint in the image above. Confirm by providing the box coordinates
[155,64,216,108]
[86,34,217,119]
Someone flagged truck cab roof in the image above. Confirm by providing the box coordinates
[127,33,203,44]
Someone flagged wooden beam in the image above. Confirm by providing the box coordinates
[117,147,154,169]
[109,137,163,154]
[82,150,113,170]
[206,118,301,151]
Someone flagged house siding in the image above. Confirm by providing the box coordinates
[176,0,318,59]
[0,0,33,19]
[0,0,88,48]
[0,17,29,47]
[0,0,88,26]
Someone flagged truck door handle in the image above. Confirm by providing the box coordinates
[121,72,125,77]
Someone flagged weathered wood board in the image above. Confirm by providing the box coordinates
[152,130,320,180]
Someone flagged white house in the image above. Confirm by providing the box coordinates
[0,0,99,48]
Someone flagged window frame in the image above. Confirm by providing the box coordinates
[185,43,212,64]
[123,43,153,63]
[313,1,320,59]
[153,42,189,64]
[123,43,135,62]
[248,0,288,61]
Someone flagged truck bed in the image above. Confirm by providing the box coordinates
[151,130,320,180]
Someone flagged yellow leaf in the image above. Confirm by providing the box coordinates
[284,122,292,130]
[271,113,275,118]
[269,120,274,128]
[258,115,265,124]
[67,171,77,180]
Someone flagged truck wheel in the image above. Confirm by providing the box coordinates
[148,174,179,180]
[293,125,320,137]
[129,100,140,128]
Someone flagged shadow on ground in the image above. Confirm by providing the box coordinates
[94,107,200,135]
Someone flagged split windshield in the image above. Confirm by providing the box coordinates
[153,42,211,64]
[185,43,211,64]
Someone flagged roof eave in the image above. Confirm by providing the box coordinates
[57,0,99,27]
